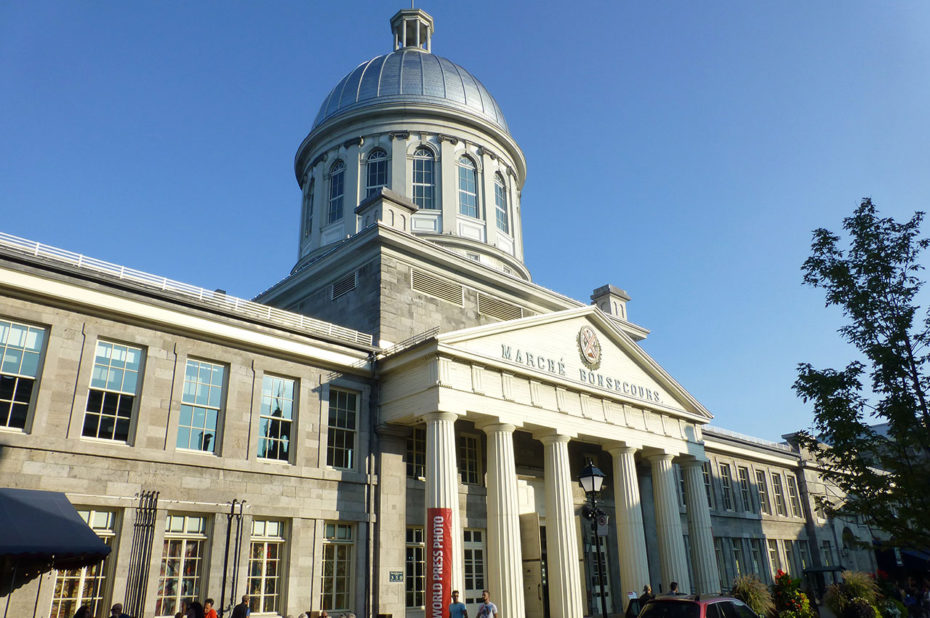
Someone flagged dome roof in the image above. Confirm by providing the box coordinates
[312,49,510,134]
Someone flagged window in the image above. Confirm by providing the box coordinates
[783,540,797,576]
[713,538,728,592]
[457,156,478,218]
[82,341,143,442]
[412,147,436,209]
[749,539,766,579]
[49,509,115,618]
[702,461,715,509]
[258,375,295,461]
[321,522,354,612]
[248,520,285,614]
[177,359,225,453]
[756,470,771,515]
[366,149,388,197]
[405,527,425,608]
[303,178,315,238]
[821,540,834,567]
[786,475,803,517]
[327,389,358,469]
[406,427,425,479]
[328,160,345,223]
[730,538,745,576]
[798,540,812,571]
[0,318,46,430]
[494,173,509,233]
[737,467,753,512]
[719,463,735,511]
[767,539,781,577]
[463,529,486,606]
[156,515,206,617]
[676,464,687,508]
[771,473,788,516]
[458,433,481,485]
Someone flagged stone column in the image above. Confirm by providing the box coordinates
[484,422,526,618]
[540,434,585,618]
[682,459,718,594]
[424,412,464,597]
[607,445,651,596]
[649,453,691,593]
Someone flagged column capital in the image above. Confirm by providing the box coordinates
[476,420,517,434]
[645,451,675,464]
[420,411,459,424]
[678,456,708,470]
[536,432,572,446]
[605,442,640,456]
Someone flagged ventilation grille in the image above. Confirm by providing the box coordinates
[331,271,358,300]
[411,268,463,305]
[478,293,524,321]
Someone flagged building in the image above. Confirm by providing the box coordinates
[0,8,876,618]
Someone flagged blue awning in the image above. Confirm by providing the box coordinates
[0,488,111,590]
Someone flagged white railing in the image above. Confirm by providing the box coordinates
[0,232,373,347]
[704,425,796,453]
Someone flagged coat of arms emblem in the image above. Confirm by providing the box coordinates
[577,326,601,370]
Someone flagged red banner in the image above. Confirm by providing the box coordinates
[426,507,452,618]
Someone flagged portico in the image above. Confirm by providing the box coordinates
[378,306,721,617]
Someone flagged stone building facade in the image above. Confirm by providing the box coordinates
[0,7,877,618]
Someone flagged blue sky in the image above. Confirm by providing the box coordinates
[3,2,929,442]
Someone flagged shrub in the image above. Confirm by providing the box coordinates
[841,572,880,605]
[844,597,880,618]
[772,570,815,618]
[731,574,775,617]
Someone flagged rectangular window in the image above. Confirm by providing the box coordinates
[494,177,509,233]
[702,461,715,509]
[463,529,486,607]
[756,470,771,515]
[719,463,735,511]
[783,540,797,576]
[406,427,425,479]
[713,538,728,593]
[258,375,295,461]
[737,467,753,513]
[155,515,206,617]
[458,434,481,485]
[49,509,115,618]
[327,389,358,469]
[821,540,834,567]
[0,318,46,430]
[798,540,812,571]
[771,473,788,516]
[676,464,687,508]
[83,341,143,442]
[786,475,803,517]
[730,538,745,576]
[177,359,225,453]
[749,538,766,579]
[248,520,285,614]
[321,522,354,612]
[457,159,478,218]
[412,150,436,210]
[767,539,781,577]
[405,527,425,608]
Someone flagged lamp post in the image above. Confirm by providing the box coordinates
[579,460,610,618]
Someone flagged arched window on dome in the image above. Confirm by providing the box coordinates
[365,149,388,198]
[457,156,478,218]
[494,173,509,234]
[303,178,315,238]
[328,160,345,223]
[412,147,436,210]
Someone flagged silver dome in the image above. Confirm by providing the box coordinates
[312,49,510,134]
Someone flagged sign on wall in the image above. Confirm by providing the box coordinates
[426,507,452,618]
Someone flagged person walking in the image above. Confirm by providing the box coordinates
[110,603,131,618]
[639,585,654,604]
[204,598,218,618]
[231,596,250,618]
[449,590,468,618]
[476,590,498,618]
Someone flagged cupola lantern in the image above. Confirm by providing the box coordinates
[391,8,434,52]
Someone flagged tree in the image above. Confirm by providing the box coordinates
[794,198,930,550]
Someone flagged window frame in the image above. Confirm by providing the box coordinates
[328,160,346,223]
[719,463,735,511]
[493,172,509,233]
[365,148,389,197]
[405,526,425,608]
[82,339,144,443]
[257,374,296,462]
[786,474,803,517]
[326,388,359,470]
[756,469,772,515]
[406,427,425,479]
[411,147,436,210]
[248,519,286,614]
[155,514,207,617]
[771,473,788,516]
[737,466,753,513]
[0,317,47,431]
[49,509,115,618]
[457,155,479,218]
[303,177,315,239]
[176,358,226,454]
[321,522,354,613]
[463,528,487,608]
[702,461,715,510]
[458,432,482,485]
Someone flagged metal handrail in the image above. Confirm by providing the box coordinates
[0,231,373,347]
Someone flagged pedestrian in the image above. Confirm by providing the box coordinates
[639,585,654,604]
[231,595,251,618]
[476,590,498,618]
[669,582,680,595]
[110,603,131,618]
[187,600,205,618]
[73,606,90,618]
[449,590,468,618]
[204,598,218,618]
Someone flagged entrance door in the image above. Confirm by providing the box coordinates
[463,529,487,614]
[520,513,550,618]
[583,525,614,615]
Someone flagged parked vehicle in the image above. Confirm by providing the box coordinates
[639,595,761,618]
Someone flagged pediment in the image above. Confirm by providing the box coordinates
[437,306,711,420]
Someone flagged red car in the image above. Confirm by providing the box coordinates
[639,595,762,618]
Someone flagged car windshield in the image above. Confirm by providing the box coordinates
[641,601,701,618]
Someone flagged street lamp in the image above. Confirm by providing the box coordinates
[579,460,609,618]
